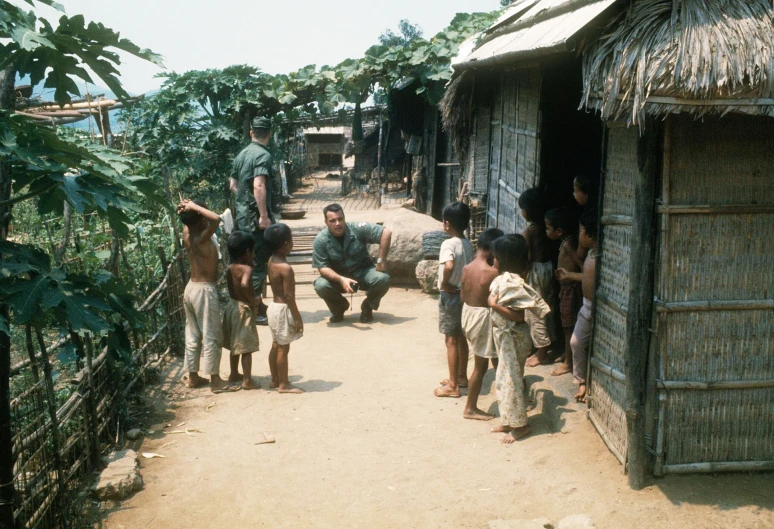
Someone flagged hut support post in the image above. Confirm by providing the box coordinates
[624,123,658,489]
[376,110,383,208]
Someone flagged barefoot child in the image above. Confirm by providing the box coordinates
[545,207,582,377]
[434,202,474,398]
[518,188,556,367]
[461,228,504,420]
[178,199,229,392]
[556,210,597,402]
[223,231,262,390]
[488,234,551,443]
[264,223,305,394]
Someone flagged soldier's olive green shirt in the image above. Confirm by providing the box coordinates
[233,141,274,232]
[312,222,384,276]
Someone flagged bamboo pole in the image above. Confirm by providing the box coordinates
[82,335,101,469]
[657,379,774,390]
[33,323,70,528]
[654,299,774,312]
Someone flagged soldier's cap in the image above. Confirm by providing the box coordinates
[251,116,272,129]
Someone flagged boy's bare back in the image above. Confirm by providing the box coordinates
[226,263,257,306]
[558,236,581,275]
[267,256,294,304]
[461,259,499,308]
[581,251,596,300]
[523,223,554,263]
[183,226,219,283]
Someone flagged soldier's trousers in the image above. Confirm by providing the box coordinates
[251,229,273,296]
[313,266,391,314]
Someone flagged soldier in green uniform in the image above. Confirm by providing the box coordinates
[313,204,393,323]
[230,116,275,324]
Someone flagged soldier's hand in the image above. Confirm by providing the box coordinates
[339,277,357,294]
[258,216,271,230]
[375,261,387,273]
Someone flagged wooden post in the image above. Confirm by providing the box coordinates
[624,122,658,489]
[0,64,16,529]
[376,110,384,208]
[78,333,102,469]
[33,324,69,524]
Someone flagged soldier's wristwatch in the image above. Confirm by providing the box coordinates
[376,258,383,264]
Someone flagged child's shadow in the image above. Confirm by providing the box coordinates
[301,310,333,324]
[485,377,572,437]
[289,375,342,393]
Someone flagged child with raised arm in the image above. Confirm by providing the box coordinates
[178,199,229,393]
[488,234,551,443]
[556,210,598,402]
[264,223,305,394]
[223,231,262,390]
[434,202,474,399]
[544,207,582,377]
[460,228,504,420]
[518,188,557,367]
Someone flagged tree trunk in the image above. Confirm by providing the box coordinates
[106,228,121,276]
[54,201,73,265]
[0,65,17,529]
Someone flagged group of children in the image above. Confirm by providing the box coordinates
[432,174,598,443]
[178,199,303,394]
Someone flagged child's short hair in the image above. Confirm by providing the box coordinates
[574,172,596,197]
[477,228,504,252]
[442,202,470,233]
[492,234,530,274]
[178,200,208,227]
[263,223,292,253]
[545,207,575,234]
[579,209,598,239]
[517,188,546,224]
[227,231,255,261]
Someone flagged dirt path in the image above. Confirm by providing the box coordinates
[103,279,773,529]
[104,182,773,528]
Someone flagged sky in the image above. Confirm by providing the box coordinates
[33,0,502,95]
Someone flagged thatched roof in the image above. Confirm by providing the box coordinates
[581,0,774,126]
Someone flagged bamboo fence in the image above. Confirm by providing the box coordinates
[7,257,185,529]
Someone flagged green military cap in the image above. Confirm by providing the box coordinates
[251,116,271,129]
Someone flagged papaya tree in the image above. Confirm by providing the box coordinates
[0,1,163,525]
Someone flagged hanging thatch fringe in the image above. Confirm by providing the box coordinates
[581,0,774,127]
[439,71,476,161]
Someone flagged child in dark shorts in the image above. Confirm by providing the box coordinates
[545,207,582,377]
[434,202,474,398]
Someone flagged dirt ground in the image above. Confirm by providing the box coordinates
[101,181,774,529]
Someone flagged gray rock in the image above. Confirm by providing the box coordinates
[125,428,143,441]
[368,208,443,286]
[92,449,143,500]
[489,519,553,529]
[557,515,595,529]
[415,260,439,294]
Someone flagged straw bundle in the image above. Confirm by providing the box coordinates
[581,0,774,126]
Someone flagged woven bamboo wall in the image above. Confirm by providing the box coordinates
[654,115,774,474]
[484,68,541,234]
[472,101,491,195]
[307,140,344,168]
[589,125,639,465]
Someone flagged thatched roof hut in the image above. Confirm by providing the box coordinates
[443,0,774,489]
[581,0,774,126]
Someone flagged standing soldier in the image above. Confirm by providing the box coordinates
[231,116,275,325]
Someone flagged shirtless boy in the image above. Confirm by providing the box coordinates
[178,199,228,392]
[545,207,582,377]
[556,209,597,402]
[264,224,304,394]
[460,228,504,420]
[223,231,262,390]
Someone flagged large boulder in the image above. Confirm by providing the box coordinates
[415,260,439,294]
[92,449,143,501]
[370,208,443,286]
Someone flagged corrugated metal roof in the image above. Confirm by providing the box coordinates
[303,126,347,136]
[456,0,616,69]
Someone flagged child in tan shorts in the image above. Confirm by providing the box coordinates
[264,224,304,394]
[223,231,262,390]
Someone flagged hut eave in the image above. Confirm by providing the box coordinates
[581,0,774,127]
